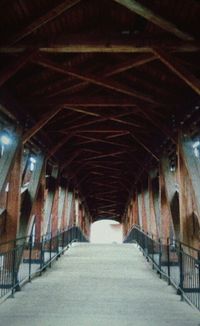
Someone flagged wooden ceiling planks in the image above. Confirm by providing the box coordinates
[0,0,199,222]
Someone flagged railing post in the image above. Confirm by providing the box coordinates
[167,238,171,285]
[11,240,17,297]
[145,233,148,258]
[40,236,44,275]
[49,233,52,268]
[159,239,162,278]
[56,231,60,259]
[28,235,33,282]
[152,235,154,270]
[179,242,184,299]
[62,230,65,252]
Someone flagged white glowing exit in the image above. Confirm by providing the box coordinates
[90,220,122,244]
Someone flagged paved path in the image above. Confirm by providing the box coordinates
[0,243,199,326]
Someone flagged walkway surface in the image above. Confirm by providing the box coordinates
[0,243,199,326]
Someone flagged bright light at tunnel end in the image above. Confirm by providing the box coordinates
[90,220,123,244]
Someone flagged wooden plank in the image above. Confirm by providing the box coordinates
[153,48,200,95]
[114,0,194,41]
[22,107,62,144]
[34,57,158,104]
[1,42,199,54]
[9,0,82,45]
[0,50,35,88]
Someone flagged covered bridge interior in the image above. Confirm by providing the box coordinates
[0,0,200,313]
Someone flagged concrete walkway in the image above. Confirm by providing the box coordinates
[0,243,199,326]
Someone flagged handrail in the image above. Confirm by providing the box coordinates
[124,225,200,311]
[0,226,89,301]
[125,224,200,252]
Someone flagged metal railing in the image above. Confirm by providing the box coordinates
[0,226,88,300]
[124,225,200,311]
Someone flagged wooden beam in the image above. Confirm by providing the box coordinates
[47,132,74,158]
[0,50,35,87]
[26,96,137,107]
[22,107,62,144]
[113,0,194,41]
[76,134,133,150]
[1,42,199,54]
[64,107,140,129]
[130,132,159,161]
[34,56,158,104]
[153,48,200,96]
[49,54,156,97]
[8,0,82,45]
[61,150,82,171]
[83,151,126,161]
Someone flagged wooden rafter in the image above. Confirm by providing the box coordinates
[113,0,194,41]
[76,134,134,150]
[130,133,159,161]
[0,50,36,87]
[48,54,156,98]
[26,95,137,107]
[64,107,141,128]
[7,0,82,46]
[23,107,62,144]
[1,41,199,54]
[47,132,74,158]
[153,48,200,96]
[34,56,158,104]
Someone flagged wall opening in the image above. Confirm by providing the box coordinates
[90,219,122,244]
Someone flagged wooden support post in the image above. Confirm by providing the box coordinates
[114,0,194,41]
[43,166,59,235]
[0,132,20,195]
[33,164,46,242]
[132,192,139,226]
[61,186,68,230]
[143,184,151,234]
[18,153,45,238]
[141,184,148,233]
[160,160,172,243]
[1,146,22,245]
[57,183,67,231]
[160,156,180,240]
[149,173,159,238]
[178,134,200,247]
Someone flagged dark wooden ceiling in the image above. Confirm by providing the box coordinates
[0,0,199,222]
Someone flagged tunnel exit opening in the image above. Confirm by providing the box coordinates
[90,220,122,244]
